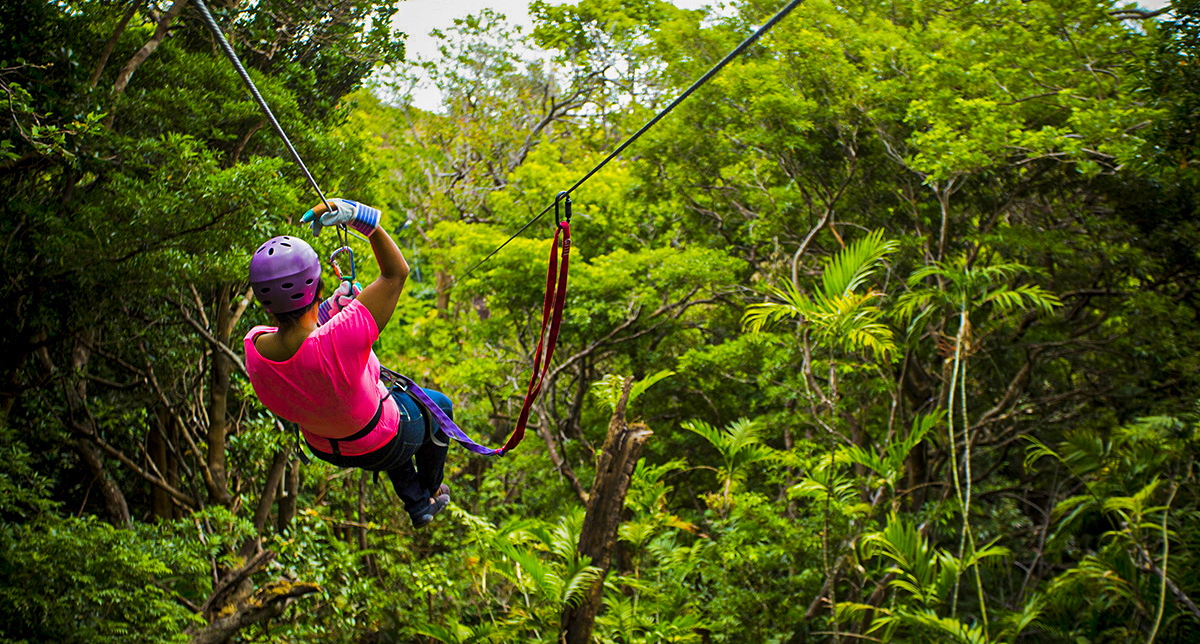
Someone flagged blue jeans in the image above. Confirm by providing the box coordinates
[308,387,451,518]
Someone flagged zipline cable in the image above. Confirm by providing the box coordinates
[450,0,805,287]
[193,0,333,216]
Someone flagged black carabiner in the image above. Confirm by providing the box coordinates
[555,191,572,229]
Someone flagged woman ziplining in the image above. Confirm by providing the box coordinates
[242,197,568,527]
[190,0,568,527]
[243,201,455,527]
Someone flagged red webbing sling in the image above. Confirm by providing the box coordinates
[499,195,571,455]
[388,195,571,457]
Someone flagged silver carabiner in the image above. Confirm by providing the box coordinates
[330,246,355,284]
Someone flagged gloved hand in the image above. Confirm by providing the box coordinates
[301,198,380,237]
[317,280,362,325]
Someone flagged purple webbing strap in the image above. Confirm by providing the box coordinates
[395,374,502,456]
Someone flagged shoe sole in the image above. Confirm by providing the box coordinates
[412,493,450,528]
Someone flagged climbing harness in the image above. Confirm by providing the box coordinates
[202,0,802,456]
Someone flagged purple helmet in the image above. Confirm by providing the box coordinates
[249,236,321,314]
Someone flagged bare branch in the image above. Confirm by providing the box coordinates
[178,304,249,378]
[1109,7,1171,20]
[89,0,141,88]
[112,0,189,97]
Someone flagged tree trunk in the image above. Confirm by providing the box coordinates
[906,437,928,510]
[89,0,141,88]
[436,270,451,311]
[189,579,319,644]
[191,550,319,644]
[0,358,22,431]
[277,458,300,532]
[75,437,133,527]
[357,471,378,578]
[149,410,173,520]
[536,413,589,504]
[253,450,289,533]
[560,378,652,644]
[206,286,234,506]
[61,334,133,527]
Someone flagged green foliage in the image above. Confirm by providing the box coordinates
[745,229,900,362]
[0,515,202,643]
[590,370,675,413]
[1023,406,1199,643]
[5,0,1200,642]
[850,514,1017,643]
[898,257,1062,328]
[683,418,775,506]
[842,413,940,505]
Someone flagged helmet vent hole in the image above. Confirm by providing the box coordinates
[281,242,291,248]
[281,282,293,289]
[291,293,305,300]
[306,278,314,285]
[267,248,275,256]
[259,287,270,294]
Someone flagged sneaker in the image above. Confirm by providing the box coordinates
[411,493,450,529]
[436,483,450,498]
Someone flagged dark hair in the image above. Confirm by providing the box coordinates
[272,280,323,331]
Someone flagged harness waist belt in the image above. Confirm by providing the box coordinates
[317,396,385,456]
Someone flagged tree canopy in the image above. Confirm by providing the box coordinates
[2,0,1198,642]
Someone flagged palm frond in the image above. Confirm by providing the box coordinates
[723,417,764,454]
[681,419,722,448]
[906,263,952,288]
[983,283,1061,315]
[630,369,675,404]
[560,565,604,609]
[742,280,814,333]
[894,609,991,644]
[744,230,897,343]
[820,229,900,298]
[591,370,677,412]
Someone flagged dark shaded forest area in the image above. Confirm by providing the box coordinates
[1,0,1198,642]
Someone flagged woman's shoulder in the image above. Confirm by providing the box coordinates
[245,326,301,364]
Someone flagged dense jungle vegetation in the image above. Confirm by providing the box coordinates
[2,0,1199,641]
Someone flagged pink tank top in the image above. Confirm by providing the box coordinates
[243,300,399,456]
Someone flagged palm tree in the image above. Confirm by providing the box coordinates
[681,418,774,507]
[431,510,603,642]
[897,256,1060,635]
[743,228,900,362]
[742,229,900,644]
